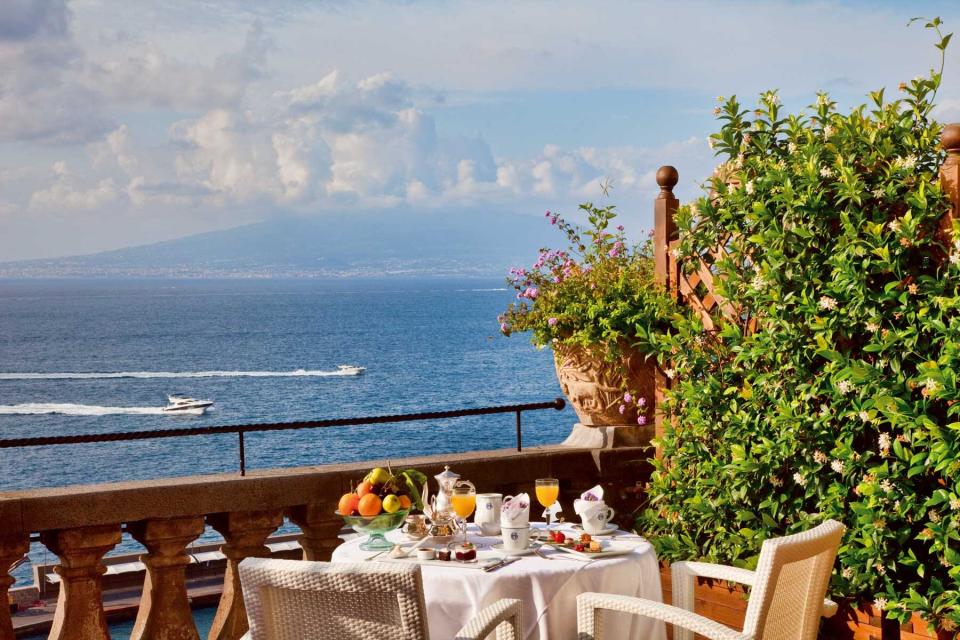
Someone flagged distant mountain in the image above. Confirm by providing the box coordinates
[0,210,558,278]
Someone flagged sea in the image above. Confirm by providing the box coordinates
[0,278,573,638]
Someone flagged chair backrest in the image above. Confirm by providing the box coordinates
[741,519,845,640]
[239,557,430,640]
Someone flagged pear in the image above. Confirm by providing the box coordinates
[365,467,392,486]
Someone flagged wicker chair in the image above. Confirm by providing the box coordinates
[238,557,522,640]
[577,519,845,640]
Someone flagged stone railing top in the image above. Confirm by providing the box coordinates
[0,444,622,536]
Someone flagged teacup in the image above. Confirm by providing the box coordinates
[580,504,616,534]
[475,493,502,536]
[501,525,542,552]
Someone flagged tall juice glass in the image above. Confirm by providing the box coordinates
[535,478,559,529]
[451,481,476,545]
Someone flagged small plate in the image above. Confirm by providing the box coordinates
[569,523,619,536]
[491,542,541,556]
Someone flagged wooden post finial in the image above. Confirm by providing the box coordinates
[656,166,679,198]
[942,123,960,157]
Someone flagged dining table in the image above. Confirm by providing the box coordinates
[331,522,667,640]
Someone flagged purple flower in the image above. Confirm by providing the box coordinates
[637,415,647,425]
[544,210,551,217]
[608,248,619,258]
[623,392,632,403]
[526,287,539,299]
[638,396,647,407]
[548,317,558,326]
[550,216,559,225]
[618,404,626,415]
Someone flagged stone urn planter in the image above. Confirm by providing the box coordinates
[552,342,656,426]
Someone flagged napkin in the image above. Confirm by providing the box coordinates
[574,485,605,516]
[542,501,562,521]
[501,493,530,523]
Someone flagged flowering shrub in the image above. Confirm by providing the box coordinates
[499,203,679,408]
[640,22,960,629]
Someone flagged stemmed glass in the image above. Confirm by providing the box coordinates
[535,478,560,529]
[450,480,477,545]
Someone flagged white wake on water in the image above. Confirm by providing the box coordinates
[0,403,168,415]
[0,368,359,380]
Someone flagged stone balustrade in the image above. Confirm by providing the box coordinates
[0,442,651,639]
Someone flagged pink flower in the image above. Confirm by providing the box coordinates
[526,287,539,299]
[637,415,647,425]
[544,210,551,217]
[619,405,626,415]
[548,317,558,326]
[638,397,647,407]
[623,392,632,403]
[500,322,510,333]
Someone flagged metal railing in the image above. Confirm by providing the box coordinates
[0,398,567,475]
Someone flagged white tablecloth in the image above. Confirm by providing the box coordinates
[332,523,666,640]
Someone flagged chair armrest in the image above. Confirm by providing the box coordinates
[673,561,757,586]
[577,592,749,640]
[455,598,522,640]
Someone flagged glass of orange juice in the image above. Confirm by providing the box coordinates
[535,478,560,528]
[451,480,477,544]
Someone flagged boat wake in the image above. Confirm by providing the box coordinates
[0,403,168,416]
[0,368,361,380]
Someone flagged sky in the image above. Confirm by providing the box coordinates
[1,0,960,261]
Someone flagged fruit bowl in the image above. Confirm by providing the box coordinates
[339,509,410,551]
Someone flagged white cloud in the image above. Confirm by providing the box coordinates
[29,161,117,210]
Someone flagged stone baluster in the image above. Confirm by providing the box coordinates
[128,516,205,640]
[940,124,960,247]
[40,525,122,640]
[1,534,30,639]
[206,510,283,640]
[287,502,344,561]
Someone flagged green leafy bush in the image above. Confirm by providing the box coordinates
[640,21,960,629]
[499,204,678,400]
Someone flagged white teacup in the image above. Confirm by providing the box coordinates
[475,493,502,536]
[580,504,616,534]
[501,525,542,552]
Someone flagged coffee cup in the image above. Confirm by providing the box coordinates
[475,493,502,536]
[580,504,616,534]
[501,525,541,552]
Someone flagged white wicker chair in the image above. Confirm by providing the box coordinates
[238,557,522,640]
[577,519,845,640]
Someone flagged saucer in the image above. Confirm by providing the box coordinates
[491,542,540,556]
[576,524,619,536]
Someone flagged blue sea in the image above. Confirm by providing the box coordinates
[0,278,573,636]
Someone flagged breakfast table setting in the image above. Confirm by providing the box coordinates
[332,465,666,639]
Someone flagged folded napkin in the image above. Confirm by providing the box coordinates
[542,501,562,521]
[574,485,605,516]
[501,493,530,522]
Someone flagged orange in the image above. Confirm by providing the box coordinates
[398,495,412,510]
[356,481,374,497]
[338,493,359,515]
[358,493,382,517]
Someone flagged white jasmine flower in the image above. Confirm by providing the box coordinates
[924,378,941,394]
[713,106,722,116]
[950,252,960,265]
[745,180,755,195]
[665,368,676,380]
[836,380,854,395]
[831,459,845,474]
[842,567,854,579]
[878,433,891,454]
[859,411,870,422]
[817,94,829,107]
[818,296,838,311]
[793,472,808,487]
[872,188,885,199]
[876,564,887,576]
[708,137,716,149]
[770,475,783,487]
[866,321,880,332]
[888,219,901,232]
[875,597,889,611]
[735,153,745,168]
[901,155,917,169]
[929,509,941,523]
[824,124,836,138]
[820,166,834,178]
[881,479,894,493]
[670,247,681,259]
[751,273,767,290]
[814,450,828,464]
[949,498,960,510]
[787,142,798,154]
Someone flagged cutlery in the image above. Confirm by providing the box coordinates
[483,557,520,572]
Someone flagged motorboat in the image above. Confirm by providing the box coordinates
[163,394,214,415]
[337,364,366,375]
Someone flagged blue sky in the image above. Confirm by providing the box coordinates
[1,0,959,260]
